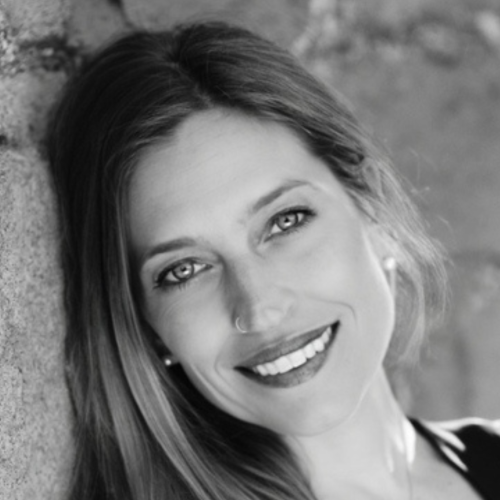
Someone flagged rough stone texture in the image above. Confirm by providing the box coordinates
[0,4,76,500]
[0,0,70,41]
[122,0,310,46]
[0,148,72,500]
[0,71,66,147]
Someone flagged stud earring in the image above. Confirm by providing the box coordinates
[162,354,175,368]
[382,256,397,292]
[235,317,247,334]
[383,256,397,272]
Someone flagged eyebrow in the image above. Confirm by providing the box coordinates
[140,237,199,268]
[140,179,313,268]
[246,179,312,217]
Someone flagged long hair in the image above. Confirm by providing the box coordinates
[47,22,447,500]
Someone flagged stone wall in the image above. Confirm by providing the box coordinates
[0,1,73,498]
[0,0,499,498]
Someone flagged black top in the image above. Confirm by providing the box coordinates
[412,418,500,500]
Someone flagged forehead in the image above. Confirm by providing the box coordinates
[134,111,320,190]
[127,110,350,251]
[130,110,334,199]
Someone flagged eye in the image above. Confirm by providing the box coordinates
[155,260,209,289]
[269,208,313,236]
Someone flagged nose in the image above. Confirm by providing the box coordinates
[228,261,296,334]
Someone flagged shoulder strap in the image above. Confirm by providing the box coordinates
[412,418,500,500]
[452,419,500,496]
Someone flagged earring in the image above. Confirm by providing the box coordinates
[382,256,397,292]
[383,256,397,272]
[162,354,175,368]
[235,317,248,334]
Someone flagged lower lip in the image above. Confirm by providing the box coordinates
[237,322,340,388]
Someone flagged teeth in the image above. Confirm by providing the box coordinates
[313,338,325,352]
[275,356,293,373]
[250,325,333,377]
[321,328,330,343]
[265,362,278,375]
[304,343,316,359]
[256,365,269,376]
[289,349,307,368]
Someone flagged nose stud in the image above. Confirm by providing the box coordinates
[235,317,248,334]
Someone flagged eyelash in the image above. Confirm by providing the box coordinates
[154,260,209,291]
[154,206,315,291]
[268,206,315,238]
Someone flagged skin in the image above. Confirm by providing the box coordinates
[128,109,481,499]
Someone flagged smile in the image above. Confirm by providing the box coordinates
[251,325,333,376]
[237,321,340,388]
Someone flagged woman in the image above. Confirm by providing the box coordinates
[47,21,499,500]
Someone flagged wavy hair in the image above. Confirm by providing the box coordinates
[47,21,447,500]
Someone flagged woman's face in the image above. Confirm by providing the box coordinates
[128,110,395,436]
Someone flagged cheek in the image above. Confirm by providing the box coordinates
[298,222,394,333]
[294,224,377,294]
[146,294,229,366]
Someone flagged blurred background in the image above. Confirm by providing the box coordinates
[0,0,498,497]
[292,0,500,422]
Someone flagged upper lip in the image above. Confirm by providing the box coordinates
[236,321,337,369]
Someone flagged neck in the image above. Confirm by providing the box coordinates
[286,368,416,500]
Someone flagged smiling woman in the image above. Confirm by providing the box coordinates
[129,110,396,435]
[47,21,499,500]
